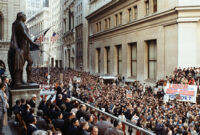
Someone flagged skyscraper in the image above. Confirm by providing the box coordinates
[26,0,47,19]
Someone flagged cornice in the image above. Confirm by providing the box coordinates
[175,6,200,11]
[89,8,177,39]
[86,0,120,20]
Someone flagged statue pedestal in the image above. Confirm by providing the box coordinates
[10,88,40,113]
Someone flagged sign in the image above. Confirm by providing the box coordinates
[60,73,63,83]
[126,90,132,99]
[164,84,197,103]
[76,77,81,83]
[73,76,77,81]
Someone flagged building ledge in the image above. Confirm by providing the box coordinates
[144,79,156,84]
[63,29,74,37]
[89,8,176,39]
[86,0,120,20]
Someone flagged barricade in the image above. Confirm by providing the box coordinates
[39,88,155,135]
[72,97,155,135]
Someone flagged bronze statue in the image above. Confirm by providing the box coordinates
[8,12,39,89]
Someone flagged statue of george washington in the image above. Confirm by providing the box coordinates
[8,12,39,89]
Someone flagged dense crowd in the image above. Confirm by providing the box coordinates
[11,67,200,135]
[158,67,200,85]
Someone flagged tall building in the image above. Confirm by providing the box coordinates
[0,0,26,73]
[26,0,48,19]
[49,0,63,68]
[26,8,50,67]
[86,0,200,83]
[62,0,76,70]
[74,0,89,71]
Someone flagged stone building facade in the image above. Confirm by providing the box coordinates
[49,0,63,68]
[86,0,200,83]
[74,0,89,71]
[0,0,26,74]
[26,0,49,19]
[26,8,50,67]
[62,0,76,70]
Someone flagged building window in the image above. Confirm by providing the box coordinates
[115,14,118,26]
[96,48,101,73]
[80,14,82,23]
[64,19,67,32]
[104,19,107,30]
[99,22,101,32]
[130,43,137,77]
[148,40,157,80]
[145,0,150,16]
[153,0,157,13]
[0,14,3,40]
[134,6,138,20]
[119,12,122,25]
[105,47,110,74]
[128,8,132,22]
[108,17,111,29]
[96,23,99,32]
[116,45,122,75]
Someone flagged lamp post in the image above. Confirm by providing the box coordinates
[47,39,52,85]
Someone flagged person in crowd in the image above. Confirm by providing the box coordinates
[56,94,63,109]
[105,120,123,135]
[52,112,64,132]
[32,130,47,135]
[95,115,112,135]
[2,85,8,127]
[27,116,38,135]
[13,99,22,119]
[28,94,37,108]
[90,126,98,135]
[20,98,27,113]
[38,97,48,114]
[55,82,62,102]
[63,112,76,135]
[3,77,11,119]
[22,104,32,125]
[0,83,7,135]
[67,118,80,135]
[76,104,87,120]
[79,121,90,135]
[3,77,10,101]
[85,113,94,128]
[71,101,79,114]
[64,97,73,113]
[36,110,48,130]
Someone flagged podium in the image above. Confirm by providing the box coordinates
[10,85,40,114]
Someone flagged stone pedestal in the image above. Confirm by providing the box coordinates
[10,88,40,112]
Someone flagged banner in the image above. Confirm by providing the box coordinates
[126,90,132,99]
[164,84,197,103]
[60,73,63,83]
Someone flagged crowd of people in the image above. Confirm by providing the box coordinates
[27,67,200,135]
[0,67,199,135]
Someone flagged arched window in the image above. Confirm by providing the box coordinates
[0,13,3,40]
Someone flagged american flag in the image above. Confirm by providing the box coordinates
[34,28,50,45]
[51,32,59,43]
[36,34,44,44]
